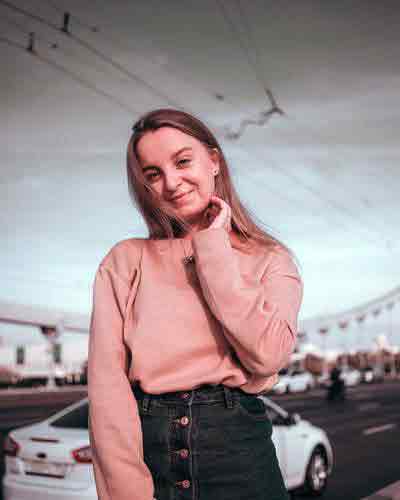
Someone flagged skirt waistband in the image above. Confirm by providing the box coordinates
[131,382,247,406]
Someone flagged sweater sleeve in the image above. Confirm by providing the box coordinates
[87,264,154,500]
[192,228,304,377]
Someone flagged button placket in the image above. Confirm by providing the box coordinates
[171,391,195,496]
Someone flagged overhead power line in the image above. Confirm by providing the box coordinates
[1,14,136,82]
[0,0,187,110]
[1,0,284,137]
[41,0,236,106]
[0,34,140,114]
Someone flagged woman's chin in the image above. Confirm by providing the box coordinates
[178,208,207,225]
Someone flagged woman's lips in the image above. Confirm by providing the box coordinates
[171,191,193,204]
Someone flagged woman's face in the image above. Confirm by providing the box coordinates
[136,126,219,226]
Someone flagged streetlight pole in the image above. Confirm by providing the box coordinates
[319,327,329,378]
[44,323,61,390]
[387,302,396,377]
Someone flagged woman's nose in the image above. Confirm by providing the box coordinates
[164,170,182,191]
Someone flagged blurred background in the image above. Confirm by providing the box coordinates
[1,1,399,499]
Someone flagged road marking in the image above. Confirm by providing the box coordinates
[363,423,396,436]
[352,393,371,400]
[358,403,380,411]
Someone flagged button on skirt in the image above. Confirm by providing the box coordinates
[132,383,290,500]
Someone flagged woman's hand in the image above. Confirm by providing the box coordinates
[204,195,232,233]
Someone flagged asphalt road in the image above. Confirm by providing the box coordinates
[0,380,399,500]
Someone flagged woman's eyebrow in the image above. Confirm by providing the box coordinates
[142,147,193,172]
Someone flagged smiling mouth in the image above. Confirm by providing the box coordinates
[171,191,193,203]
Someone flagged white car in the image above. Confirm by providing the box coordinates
[318,367,362,388]
[260,396,333,496]
[339,367,362,387]
[3,398,96,500]
[361,365,385,384]
[2,396,333,498]
[273,368,315,394]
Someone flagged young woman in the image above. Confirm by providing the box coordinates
[87,108,303,500]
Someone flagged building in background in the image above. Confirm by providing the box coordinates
[0,303,89,388]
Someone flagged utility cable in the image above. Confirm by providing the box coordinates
[1,14,127,81]
[0,34,140,114]
[41,0,236,106]
[0,0,187,110]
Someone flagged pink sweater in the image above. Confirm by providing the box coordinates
[87,227,303,500]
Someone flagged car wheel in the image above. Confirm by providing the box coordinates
[302,447,328,496]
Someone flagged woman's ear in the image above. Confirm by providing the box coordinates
[209,148,220,175]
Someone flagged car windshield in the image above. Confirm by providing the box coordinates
[264,404,290,426]
[50,402,88,429]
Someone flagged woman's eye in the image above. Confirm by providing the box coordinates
[145,159,189,182]
[146,172,159,182]
[178,158,190,166]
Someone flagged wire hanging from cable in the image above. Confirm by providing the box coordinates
[42,0,99,32]
[214,0,284,140]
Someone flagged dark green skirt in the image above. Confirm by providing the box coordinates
[132,383,290,500]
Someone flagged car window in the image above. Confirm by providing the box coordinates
[50,403,88,429]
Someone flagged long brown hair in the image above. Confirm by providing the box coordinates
[126,108,298,262]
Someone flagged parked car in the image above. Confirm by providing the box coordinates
[361,365,385,384]
[273,368,316,394]
[339,367,362,387]
[3,398,95,500]
[318,366,361,388]
[3,395,333,498]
